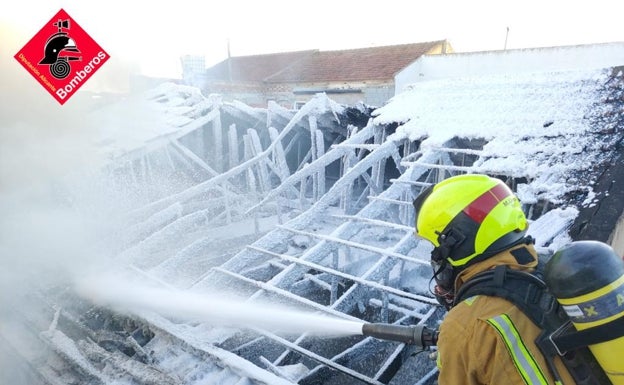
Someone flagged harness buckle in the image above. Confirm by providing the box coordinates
[548,320,574,356]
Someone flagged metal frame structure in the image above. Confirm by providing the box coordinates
[4,83,579,385]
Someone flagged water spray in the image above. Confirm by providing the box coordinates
[75,274,438,348]
[75,274,364,337]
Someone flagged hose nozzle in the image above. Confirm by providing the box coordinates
[362,323,438,349]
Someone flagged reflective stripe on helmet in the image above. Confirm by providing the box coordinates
[487,314,549,385]
[463,183,512,224]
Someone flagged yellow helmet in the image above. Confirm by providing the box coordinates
[413,174,528,267]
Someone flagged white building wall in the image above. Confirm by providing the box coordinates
[395,42,624,94]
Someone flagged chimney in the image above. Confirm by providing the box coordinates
[227,38,233,83]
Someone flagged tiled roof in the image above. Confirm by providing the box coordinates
[205,41,447,84]
[266,41,446,83]
[205,50,317,83]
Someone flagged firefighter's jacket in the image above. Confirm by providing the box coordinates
[436,243,575,385]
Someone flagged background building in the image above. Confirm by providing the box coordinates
[181,40,452,107]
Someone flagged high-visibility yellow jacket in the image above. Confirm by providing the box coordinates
[436,243,575,385]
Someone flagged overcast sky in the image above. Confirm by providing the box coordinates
[4,0,624,81]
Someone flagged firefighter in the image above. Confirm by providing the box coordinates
[412,174,575,385]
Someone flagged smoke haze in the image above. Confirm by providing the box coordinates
[0,22,140,384]
[1,22,106,289]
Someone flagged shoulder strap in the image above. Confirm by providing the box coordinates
[454,264,558,329]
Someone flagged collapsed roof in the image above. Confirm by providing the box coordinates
[4,58,624,385]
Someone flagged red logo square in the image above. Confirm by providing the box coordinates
[14,9,110,105]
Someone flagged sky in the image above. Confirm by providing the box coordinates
[3,0,624,86]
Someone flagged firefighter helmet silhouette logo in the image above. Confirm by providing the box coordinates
[39,19,82,79]
[14,9,109,105]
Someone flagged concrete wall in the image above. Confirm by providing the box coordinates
[363,85,394,107]
[265,80,394,108]
[395,42,624,94]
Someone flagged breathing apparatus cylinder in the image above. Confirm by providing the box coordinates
[545,241,624,384]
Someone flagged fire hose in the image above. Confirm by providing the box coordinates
[361,323,438,349]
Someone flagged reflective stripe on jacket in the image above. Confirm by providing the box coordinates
[436,244,574,385]
[487,314,549,384]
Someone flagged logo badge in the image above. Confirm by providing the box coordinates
[14,9,109,105]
